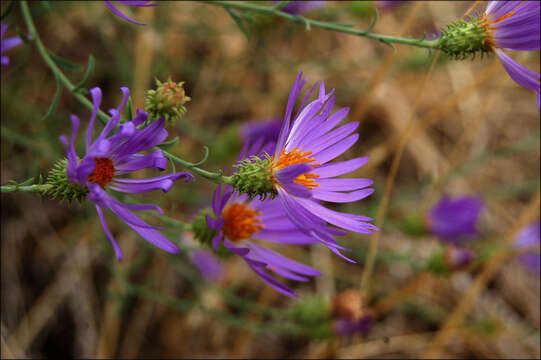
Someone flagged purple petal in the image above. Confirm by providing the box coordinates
[307,122,359,155]
[312,134,359,165]
[316,178,373,191]
[312,188,374,203]
[114,150,167,174]
[104,0,147,25]
[275,72,306,159]
[110,172,193,194]
[86,87,103,151]
[312,156,369,178]
[495,49,540,93]
[95,205,124,260]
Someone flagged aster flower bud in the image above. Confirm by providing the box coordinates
[144,77,190,124]
[43,158,89,203]
[230,153,277,200]
[438,17,492,59]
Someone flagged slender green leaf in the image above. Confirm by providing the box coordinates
[224,6,249,40]
[126,95,133,121]
[41,74,62,120]
[73,54,95,93]
[47,50,83,72]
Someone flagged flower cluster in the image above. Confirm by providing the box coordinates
[59,86,193,260]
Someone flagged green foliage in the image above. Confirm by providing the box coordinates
[231,153,277,200]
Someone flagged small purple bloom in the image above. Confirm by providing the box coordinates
[267,72,378,263]
[332,314,373,337]
[374,1,405,10]
[514,221,540,275]
[427,195,484,244]
[190,249,224,282]
[104,0,156,26]
[482,1,540,112]
[1,24,23,67]
[207,141,322,298]
[60,86,193,260]
[444,246,474,270]
[273,1,325,15]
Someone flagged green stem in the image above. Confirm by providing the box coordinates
[19,0,230,185]
[1,184,52,194]
[204,0,440,50]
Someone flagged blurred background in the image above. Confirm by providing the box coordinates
[1,1,539,358]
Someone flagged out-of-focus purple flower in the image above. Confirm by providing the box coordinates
[104,1,156,26]
[1,24,23,67]
[482,1,540,112]
[190,249,224,282]
[514,221,540,275]
[240,117,281,155]
[444,246,474,270]
[331,289,373,337]
[427,195,484,244]
[60,86,193,260]
[374,1,405,10]
[332,314,373,337]
[267,72,377,262]
[273,1,325,15]
[206,141,322,298]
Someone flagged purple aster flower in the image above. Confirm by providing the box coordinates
[273,1,326,15]
[444,246,474,270]
[481,1,540,112]
[206,141,322,298]
[427,195,484,245]
[104,1,156,26]
[374,1,405,10]
[265,72,378,262]
[190,249,224,282]
[1,24,23,67]
[60,86,193,260]
[332,314,373,337]
[514,221,540,275]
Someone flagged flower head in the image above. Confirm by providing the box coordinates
[439,1,540,111]
[59,86,193,260]
[514,220,540,275]
[427,195,484,245]
[273,1,326,15]
[206,141,322,298]
[233,72,378,262]
[1,24,23,67]
[104,1,156,26]
[144,77,190,124]
[331,290,373,337]
[483,1,540,112]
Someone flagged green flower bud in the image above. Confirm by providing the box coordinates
[438,16,492,59]
[144,77,191,124]
[192,208,217,247]
[230,153,277,200]
[44,158,89,203]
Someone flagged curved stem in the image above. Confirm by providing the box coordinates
[19,1,230,185]
[1,184,52,194]
[204,0,440,50]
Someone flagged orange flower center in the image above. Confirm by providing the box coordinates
[222,203,264,241]
[87,157,115,187]
[272,148,320,190]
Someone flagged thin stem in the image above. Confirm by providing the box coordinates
[204,0,440,50]
[19,1,230,185]
[1,184,52,194]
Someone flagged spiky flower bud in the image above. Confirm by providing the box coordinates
[437,16,492,59]
[230,153,277,200]
[44,158,89,203]
[144,77,190,124]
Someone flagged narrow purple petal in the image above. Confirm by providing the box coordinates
[95,205,124,260]
[104,0,147,26]
[312,188,374,203]
[312,134,359,164]
[110,172,193,194]
[312,157,369,178]
[86,87,103,151]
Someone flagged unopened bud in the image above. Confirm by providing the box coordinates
[144,77,190,124]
